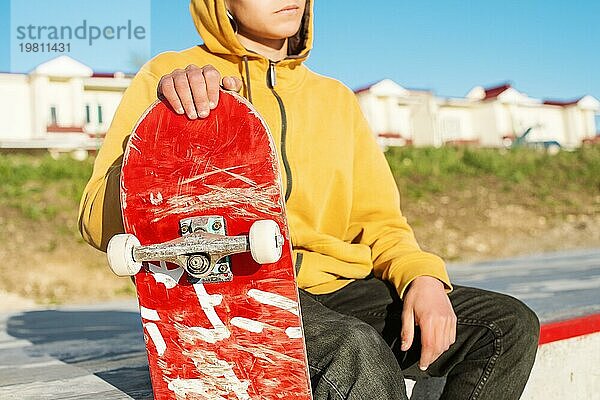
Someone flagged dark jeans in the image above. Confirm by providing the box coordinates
[300,277,540,400]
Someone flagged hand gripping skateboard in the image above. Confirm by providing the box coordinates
[106,91,312,399]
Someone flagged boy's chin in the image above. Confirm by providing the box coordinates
[270,24,303,39]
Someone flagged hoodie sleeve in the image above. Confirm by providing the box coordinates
[348,96,453,300]
[78,63,160,251]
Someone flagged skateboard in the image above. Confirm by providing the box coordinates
[106,91,313,399]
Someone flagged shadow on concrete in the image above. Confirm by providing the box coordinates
[6,309,445,399]
[7,310,152,399]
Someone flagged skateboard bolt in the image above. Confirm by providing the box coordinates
[181,225,189,234]
[212,221,222,231]
[218,264,228,273]
[187,254,211,276]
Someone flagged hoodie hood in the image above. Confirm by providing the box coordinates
[190,0,313,64]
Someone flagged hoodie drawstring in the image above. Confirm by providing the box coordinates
[242,55,253,104]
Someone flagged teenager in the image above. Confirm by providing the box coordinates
[79,1,540,398]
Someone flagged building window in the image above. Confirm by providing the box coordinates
[97,105,103,124]
[50,106,57,125]
[85,105,91,124]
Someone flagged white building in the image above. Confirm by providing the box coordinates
[355,79,600,149]
[1,57,598,153]
[0,56,132,156]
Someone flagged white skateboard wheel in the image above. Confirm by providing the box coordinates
[249,220,283,264]
[107,234,143,276]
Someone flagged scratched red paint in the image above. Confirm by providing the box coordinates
[121,91,312,399]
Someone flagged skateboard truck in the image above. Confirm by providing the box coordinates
[177,216,237,281]
[107,218,284,282]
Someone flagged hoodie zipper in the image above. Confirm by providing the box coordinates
[267,61,293,202]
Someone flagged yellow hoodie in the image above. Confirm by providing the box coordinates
[78,0,453,299]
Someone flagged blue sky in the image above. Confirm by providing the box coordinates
[1,0,598,102]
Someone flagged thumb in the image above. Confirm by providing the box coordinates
[221,76,243,92]
[401,304,415,351]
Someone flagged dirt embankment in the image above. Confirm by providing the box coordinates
[0,206,134,311]
[404,189,600,263]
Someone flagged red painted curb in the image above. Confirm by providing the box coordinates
[539,313,600,345]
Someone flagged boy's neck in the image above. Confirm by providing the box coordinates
[236,33,288,62]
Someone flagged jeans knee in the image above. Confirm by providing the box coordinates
[502,295,541,347]
[516,299,540,338]
[335,321,403,378]
[339,322,389,362]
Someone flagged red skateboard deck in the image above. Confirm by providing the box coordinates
[116,91,312,399]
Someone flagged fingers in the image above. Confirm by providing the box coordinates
[400,304,415,352]
[440,309,457,353]
[418,318,437,370]
[448,311,457,349]
[173,69,197,119]
[157,65,242,119]
[200,65,221,112]
[158,75,184,115]
[403,278,457,372]
[418,313,457,371]
[221,76,243,92]
[186,65,210,118]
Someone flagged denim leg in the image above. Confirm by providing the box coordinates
[428,285,541,400]
[315,278,540,400]
[299,289,408,400]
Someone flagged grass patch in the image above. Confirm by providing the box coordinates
[0,153,93,221]
[2,147,598,229]
[385,145,600,211]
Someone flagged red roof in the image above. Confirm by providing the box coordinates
[91,72,116,78]
[378,132,403,139]
[46,124,84,133]
[542,98,582,107]
[482,83,511,100]
[0,71,126,78]
[354,81,379,94]
[91,71,134,79]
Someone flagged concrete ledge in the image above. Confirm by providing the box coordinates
[539,313,600,344]
[522,326,599,400]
